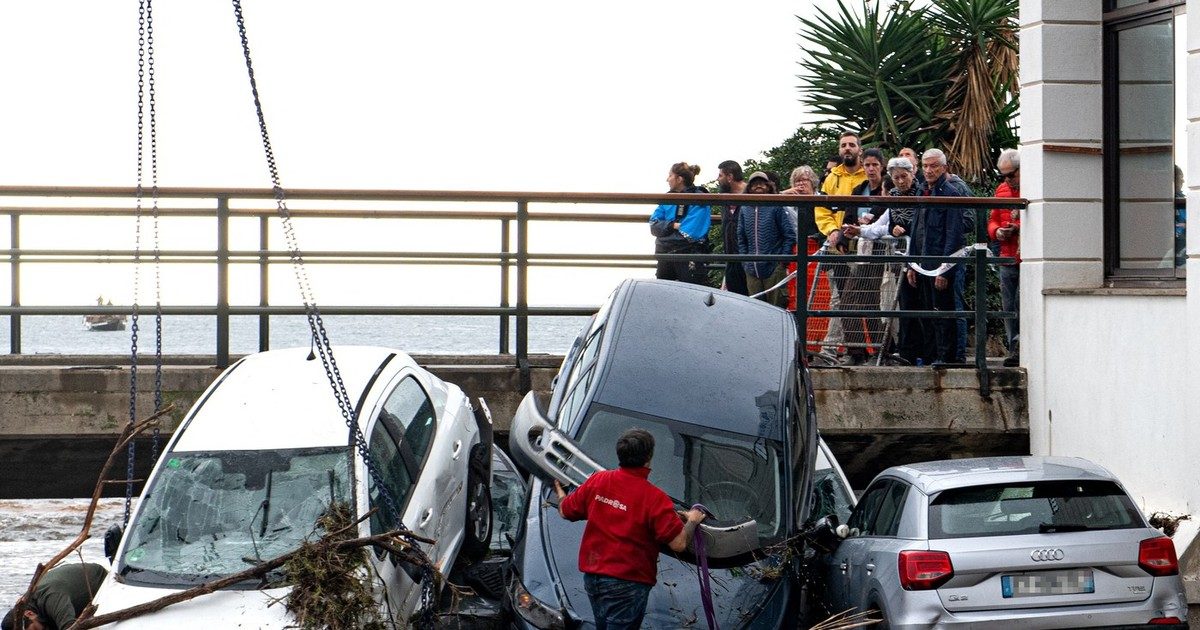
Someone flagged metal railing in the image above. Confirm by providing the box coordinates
[0,185,1025,395]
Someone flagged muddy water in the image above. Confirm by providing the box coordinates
[0,499,127,607]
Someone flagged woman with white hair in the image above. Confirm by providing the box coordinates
[842,156,917,241]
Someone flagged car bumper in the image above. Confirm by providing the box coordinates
[885,584,1190,629]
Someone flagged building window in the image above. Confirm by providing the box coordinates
[1103,1,1187,279]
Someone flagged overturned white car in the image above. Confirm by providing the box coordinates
[90,346,493,627]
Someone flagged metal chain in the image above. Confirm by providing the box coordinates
[228,4,436,616]
[147,0,163,462]
[125,0,151,529]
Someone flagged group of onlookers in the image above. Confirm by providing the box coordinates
[649,132,1022,367]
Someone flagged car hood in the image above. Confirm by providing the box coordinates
[90,578,294,627]
[519,486,790,629]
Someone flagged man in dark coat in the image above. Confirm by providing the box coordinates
[3,562,108,630]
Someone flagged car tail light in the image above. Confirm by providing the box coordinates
[1148,618,1183,625]
[899,550,954,590]
[1138,537,1179,576]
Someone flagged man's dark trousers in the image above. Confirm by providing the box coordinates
[584,573,653,630]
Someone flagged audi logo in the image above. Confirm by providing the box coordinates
[1030,548,1065,562]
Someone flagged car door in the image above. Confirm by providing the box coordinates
[361,373,442,622]
[853,479,911,614]
[828,479,889,612]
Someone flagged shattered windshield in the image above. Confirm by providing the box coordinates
[119,447,353,586]
[576,405,786,544]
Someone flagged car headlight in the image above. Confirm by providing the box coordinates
[508,571,566,630]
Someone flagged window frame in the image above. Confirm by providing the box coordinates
[1102,1,1187,280]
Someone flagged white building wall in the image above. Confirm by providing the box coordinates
[1021,0,1200,584]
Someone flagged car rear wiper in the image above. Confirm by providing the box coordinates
[1038,523,1092,533]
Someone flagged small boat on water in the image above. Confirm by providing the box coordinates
[85,296,127,331]
[84,313,127,331]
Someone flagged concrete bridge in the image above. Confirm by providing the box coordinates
[0,355,1027,498]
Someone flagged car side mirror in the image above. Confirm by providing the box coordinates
[806,515,843,552]
[104,524,124,563]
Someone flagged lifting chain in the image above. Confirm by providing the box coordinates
[229,1,436,620]
[126,0,164,528]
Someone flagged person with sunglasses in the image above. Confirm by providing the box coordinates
[988,148,1021,367]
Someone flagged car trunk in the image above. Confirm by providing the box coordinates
[933,530,1154,612]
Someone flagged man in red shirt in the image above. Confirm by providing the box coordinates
[554,429,706,630]
[988,148,1021,367]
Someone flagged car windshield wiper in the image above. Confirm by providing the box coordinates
[1038,523,1093,533]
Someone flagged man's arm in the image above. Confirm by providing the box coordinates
[667,508,707,553]
[554,480,586,521]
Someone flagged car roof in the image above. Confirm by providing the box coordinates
[591,279,797,440]
[172,346,413,452]
[883,456,1119,495]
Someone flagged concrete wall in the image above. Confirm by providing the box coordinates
[1021,0,1200,603]
[0,359,1028,497]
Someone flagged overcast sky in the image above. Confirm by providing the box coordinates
[0,0,841,306]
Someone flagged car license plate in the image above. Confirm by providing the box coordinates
[1002,570,1094,598]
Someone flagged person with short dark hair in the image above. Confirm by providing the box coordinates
[3,563,107,630]
[650,162,712,285]
[554,429,706,630]
[716,160,749,295]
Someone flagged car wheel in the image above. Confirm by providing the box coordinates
[462,448,493,562]
[866,605,890,630]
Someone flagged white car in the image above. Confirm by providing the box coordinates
[90,346,493,627]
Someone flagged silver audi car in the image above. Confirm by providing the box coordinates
[824,456,1189,629]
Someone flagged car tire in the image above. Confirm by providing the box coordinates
[866,604,890,630]
[462,447,493,562]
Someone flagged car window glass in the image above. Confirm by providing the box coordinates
[559,365,595,430]
[117,448,351,587]
[847,480,890,534]
[810,446,854,526]
[577,405,786,544]
[381,376,436,464]
[560,329,603,410]
[367,420,414,553]
[928,480,1143,539]
[868,480,908,536]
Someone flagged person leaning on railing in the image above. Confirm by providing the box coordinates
[843,157,919,358]
[649,162,712,286]
[736,172,797,308]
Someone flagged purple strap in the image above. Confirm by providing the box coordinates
[691,503,719,630]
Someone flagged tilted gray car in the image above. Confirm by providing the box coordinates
[825,456,1189,629]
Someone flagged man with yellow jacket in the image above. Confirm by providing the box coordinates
[816,131,867,251]
[814,132,867,360]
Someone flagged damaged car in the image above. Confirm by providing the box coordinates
[90,346,493,628]
[507,278,825,628]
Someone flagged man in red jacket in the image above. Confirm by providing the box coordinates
[988,148,1021,367]
[554,429,706,630]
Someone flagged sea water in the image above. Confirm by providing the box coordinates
[0,499,126,607]
[0,314,589,356]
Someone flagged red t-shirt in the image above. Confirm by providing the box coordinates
[559,466,683,585]
[987,180,1021,264]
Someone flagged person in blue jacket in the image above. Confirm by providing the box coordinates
[902,148,974,364]
[736,171,796,307]
[650,162,712,285]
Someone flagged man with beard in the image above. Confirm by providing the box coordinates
[716,160,748,295]
[816,132,867,248]
[815,132,867,358]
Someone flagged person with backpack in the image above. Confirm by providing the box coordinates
[650,162,711,285]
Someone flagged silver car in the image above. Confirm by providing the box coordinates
[825,456,1189,629]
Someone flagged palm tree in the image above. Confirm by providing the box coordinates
[797,0,1018,183]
